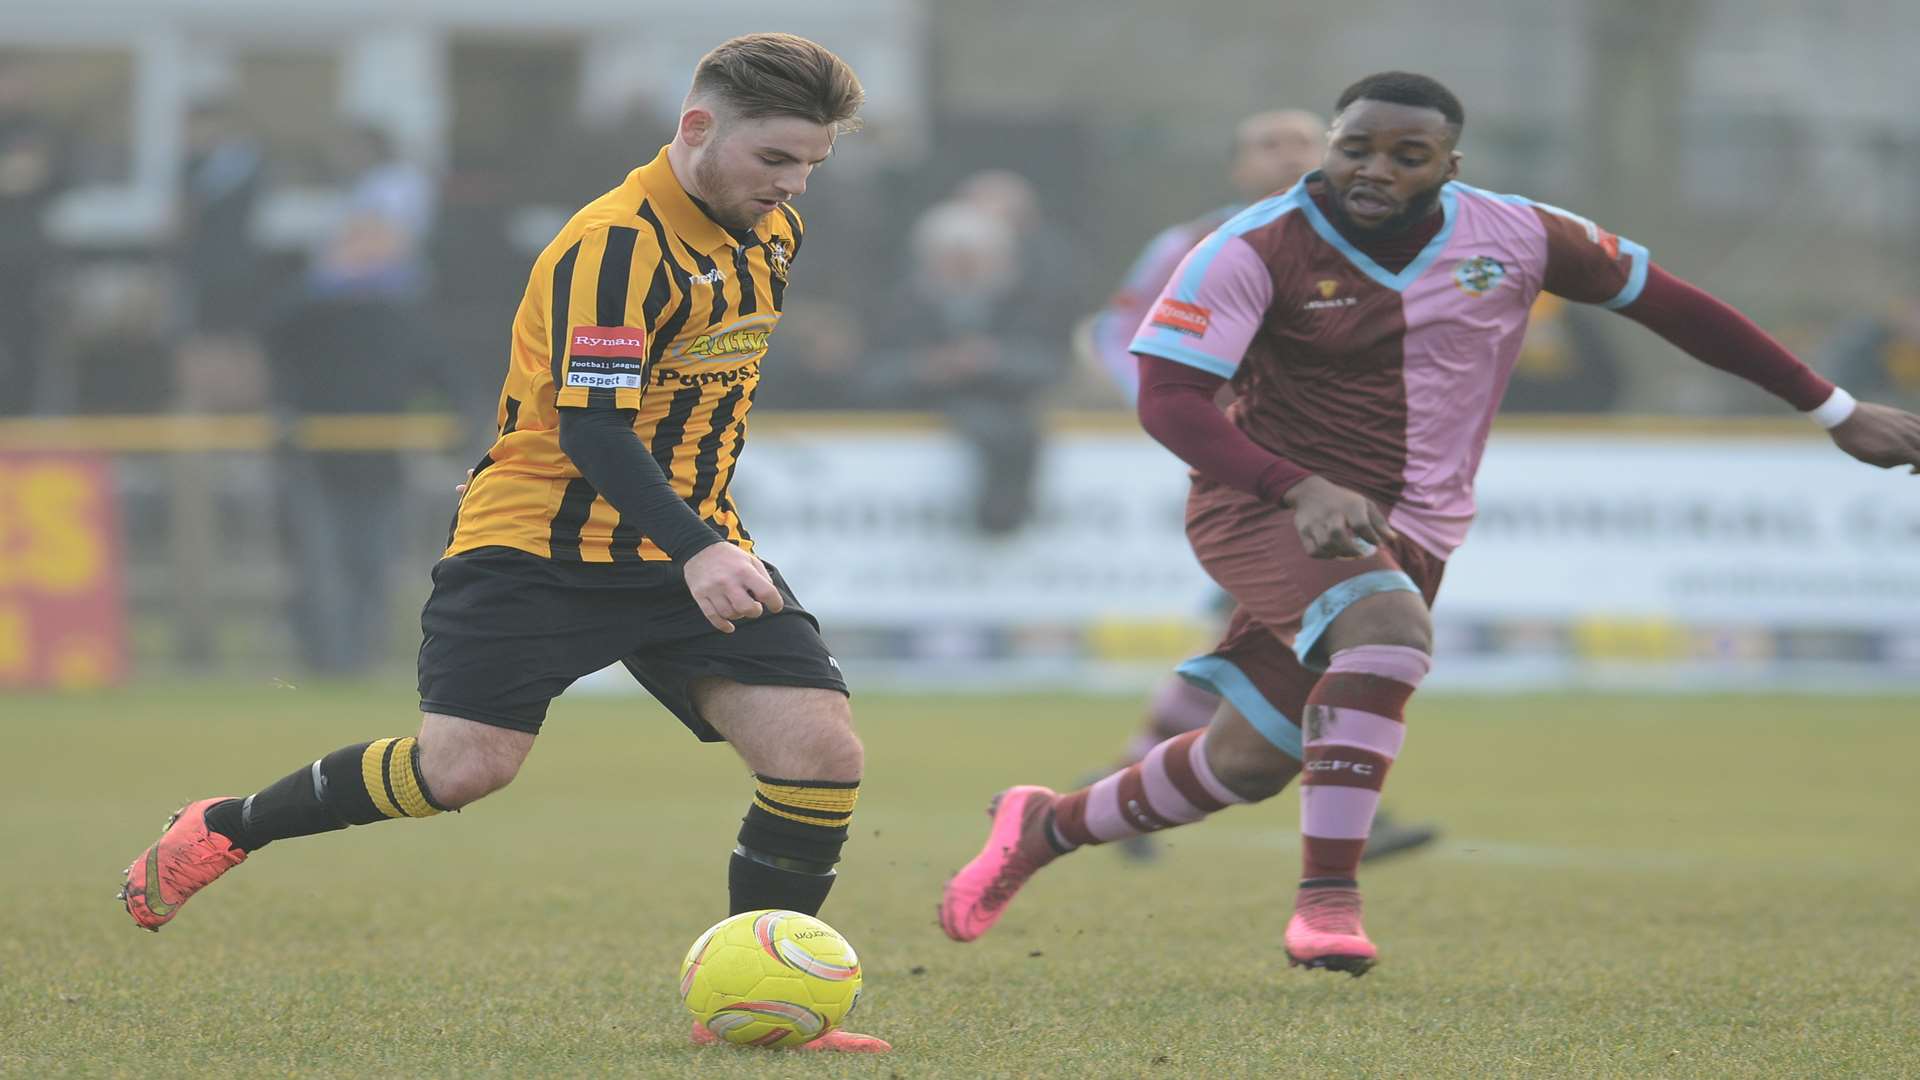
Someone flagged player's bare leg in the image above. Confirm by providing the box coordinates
[120,713,530,930]
[1284,590,1433,977]
[693,679,889,1053]
[941,699,1298,942]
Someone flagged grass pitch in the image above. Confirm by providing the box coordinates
[2,683,1917,1078]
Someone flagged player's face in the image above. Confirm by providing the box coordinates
[688,112,835,230]
[1321,99,1461,235]
[1229,113,1324,199]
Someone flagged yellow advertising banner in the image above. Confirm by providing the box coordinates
[0,453,128,689]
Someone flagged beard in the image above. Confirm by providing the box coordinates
[691,150,760,231]
[1327,178,1447,241]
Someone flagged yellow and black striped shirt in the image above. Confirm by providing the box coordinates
[447,146,802,563]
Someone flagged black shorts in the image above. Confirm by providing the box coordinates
[417,546,847,740]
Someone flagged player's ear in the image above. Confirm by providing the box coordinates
[679,106,715,147]
[1443,150,1463,183]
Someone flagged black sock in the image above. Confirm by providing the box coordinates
[728,775,859,915]
[1299,876,1360,890]
[202,798,253,848]
[206,737,447,852]
[729,849,836,916]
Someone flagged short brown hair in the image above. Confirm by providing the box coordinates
[690,33,864,133]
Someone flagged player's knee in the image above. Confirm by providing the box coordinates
[415,718,531,809]
[1347,623,1433,655]
[772,693,862,781]
[1210,746,1297,802]
[427,757,520,809]
[1322,593,1434,656]
[802,718,863,782]
[1203,707,1303,802]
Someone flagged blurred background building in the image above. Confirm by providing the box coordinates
[1,0,1916,690]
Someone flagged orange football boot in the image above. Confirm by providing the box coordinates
[119,798,248,931]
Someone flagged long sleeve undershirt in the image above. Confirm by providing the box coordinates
[556,406,722,563]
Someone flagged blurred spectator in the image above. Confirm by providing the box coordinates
[870,195,1069,534]
[265,123,442,675]
[1819,296,1920,411]
[1503,293,1624,412]
[173,101,270,415]
[62,265,178,413]
[0,62,64,414]
[1085,109,1323,401]
[179,101,269,335]
[956,168,1083,309]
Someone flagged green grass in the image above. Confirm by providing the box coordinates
[2,684,1917,1078]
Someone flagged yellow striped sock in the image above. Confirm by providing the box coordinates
[359,737,443,819]
[753,777,858,829]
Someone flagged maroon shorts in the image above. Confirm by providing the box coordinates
[1173,479,1445,757]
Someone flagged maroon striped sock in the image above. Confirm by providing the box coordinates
[1052,730,1258,847]
[1298,645,1430,882]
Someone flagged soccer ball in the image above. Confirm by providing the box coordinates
[678,909,863,1047]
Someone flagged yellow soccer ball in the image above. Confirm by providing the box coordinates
[678,909,864,1048]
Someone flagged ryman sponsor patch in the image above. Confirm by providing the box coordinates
[1150,299,1212,337]
[567,326,646,389]
[571,326,647,357]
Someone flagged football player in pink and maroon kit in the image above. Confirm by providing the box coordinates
[943,72,1920,975]
[1084,107,1441,867]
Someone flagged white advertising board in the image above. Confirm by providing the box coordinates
[566,423,1920,693]
[732,430,1210,623]
[739,427,1920,628]
[1447,435,1920,627]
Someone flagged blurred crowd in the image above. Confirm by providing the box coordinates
[4,49,1919,675]
[6,60,1920,427]
[8,64,1917,429]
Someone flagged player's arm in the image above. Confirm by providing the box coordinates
[554,408,716,563]
[1129,233,1394,558]
[545,227,781,632]
[555,410,782,633]
[1535,206,1920,473]
[1615,266,1920,472]
[1135,356,1308,500]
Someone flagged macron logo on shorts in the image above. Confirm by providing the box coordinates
[1150,299,1211,338]
[567,326,647,390]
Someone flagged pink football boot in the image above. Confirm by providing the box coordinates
[938,785,1061,943]
[1284,883,1376,976]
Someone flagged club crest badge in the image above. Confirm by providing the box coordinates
[1453,255,1506,297]
[767,238,791,283]
[1316,279,1339,299]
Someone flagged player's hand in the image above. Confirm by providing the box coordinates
[682,543,784,633]
[455,468,474,496]
[1829,401,1920,474]
[1283,475,1399,560]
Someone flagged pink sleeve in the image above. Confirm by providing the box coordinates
[1128,232,1273,379]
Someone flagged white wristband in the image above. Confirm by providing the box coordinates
[1807,387,1857,429]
